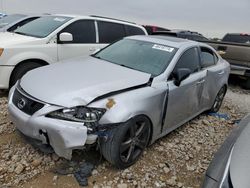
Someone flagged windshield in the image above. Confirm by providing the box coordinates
[14,16,72,38]
[0,14,26,28]
[94,39,177,76]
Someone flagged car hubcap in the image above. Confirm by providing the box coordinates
[120,120,150,163]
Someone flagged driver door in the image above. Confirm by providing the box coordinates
[163,47,206,131]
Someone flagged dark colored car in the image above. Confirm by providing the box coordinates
[151,30,209,41]
[202,114,250,188]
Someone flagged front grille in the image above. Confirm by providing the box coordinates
[12,89,44,115]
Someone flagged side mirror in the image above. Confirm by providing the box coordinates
[173,68,191,86]
[58,32,73,43]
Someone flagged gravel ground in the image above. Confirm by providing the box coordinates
[0,85,249,188]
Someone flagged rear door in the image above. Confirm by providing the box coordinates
[57,19,100,61]
[199,46,225,110]
[97,21,127,47]
[164,47,207,130]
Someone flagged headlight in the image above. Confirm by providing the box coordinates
[0,48,4,56]
[47,106,106,123]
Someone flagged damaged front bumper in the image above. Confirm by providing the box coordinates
[8,88,99,160]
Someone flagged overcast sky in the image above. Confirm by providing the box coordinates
[1,0,249,38]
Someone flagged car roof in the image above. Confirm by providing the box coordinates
[54,14,140,26]
[126,35,198,48]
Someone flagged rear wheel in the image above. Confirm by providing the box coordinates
[100,115,151,169]
[9,62,43,88]
[209,86,227,113]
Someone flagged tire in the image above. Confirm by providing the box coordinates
[100,115,151,169]
[9,62,43,88]
[209,86,227,113]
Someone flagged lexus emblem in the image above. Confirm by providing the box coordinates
[17,98,26,109]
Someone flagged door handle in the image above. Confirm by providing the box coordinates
[218,70,224,75]
[196,79,205,85]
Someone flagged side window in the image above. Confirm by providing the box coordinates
[200,47,217,68]
[7,17,39,32]
[125,25,145,36]
[173,47,200,73]
[98,21,126,43]
[60,20,96,43]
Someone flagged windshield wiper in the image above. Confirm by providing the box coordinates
[14,31,29,36]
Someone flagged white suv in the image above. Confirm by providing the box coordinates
[0,15,147,89]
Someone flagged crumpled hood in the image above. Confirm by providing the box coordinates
[0,32,41,46]
[230,119,250,188]
[20,56,151,107]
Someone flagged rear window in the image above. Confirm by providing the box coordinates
[222,34,250,44]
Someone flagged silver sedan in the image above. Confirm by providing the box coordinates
[8,35,230,169]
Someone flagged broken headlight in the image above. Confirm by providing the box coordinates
[47,107,106,123]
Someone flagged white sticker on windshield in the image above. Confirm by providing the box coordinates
[54,18,66,22]
[152,44,174,52]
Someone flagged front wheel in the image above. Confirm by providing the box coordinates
[209,86,227,113]
[100,115,151,169]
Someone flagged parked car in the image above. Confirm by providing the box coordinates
[0,14,42,32]
[202,114,250,188]
[0,14,147,89]
[152,30,209,41]
[142,25,170,35]
[8,35,230,169]
[206,33,250,89]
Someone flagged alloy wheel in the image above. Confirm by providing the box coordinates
[119,119,150,163]
[213,87,226,112]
